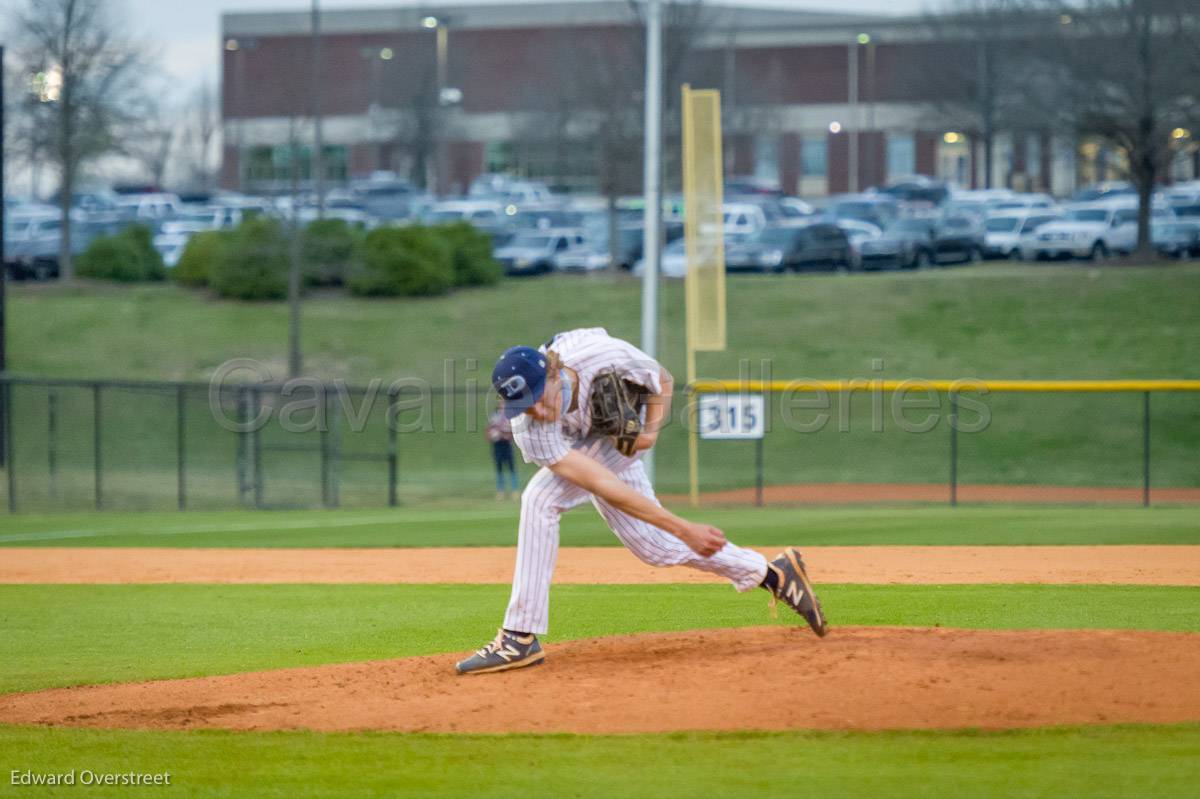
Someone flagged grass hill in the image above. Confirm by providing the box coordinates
[5,263,1199,509]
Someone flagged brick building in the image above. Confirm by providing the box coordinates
[220,1,1095,198]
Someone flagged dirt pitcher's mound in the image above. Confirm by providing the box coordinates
[3,626,1199,734]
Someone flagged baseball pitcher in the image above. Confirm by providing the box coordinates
[456,327,826,675]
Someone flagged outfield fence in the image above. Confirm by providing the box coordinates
[0,374,1198,512]
[685,379,1200,507]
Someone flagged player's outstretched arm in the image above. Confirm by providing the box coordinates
[548,449,725,556]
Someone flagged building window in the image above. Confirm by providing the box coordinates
[485,141,514,174]
[754,135,779,183]
[886,134,915,180]
[243,144,348,189]
[802,138,827,177]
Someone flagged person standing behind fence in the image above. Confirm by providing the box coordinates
[487,408,520,499]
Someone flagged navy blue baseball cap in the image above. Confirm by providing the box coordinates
[492,346,548,418]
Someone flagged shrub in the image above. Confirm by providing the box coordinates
[209,216,289,300]
[172,230,230,287]
[76,224,165,282]
[349,225,454,297]
[302,218,361,286]
[435,221,501,287]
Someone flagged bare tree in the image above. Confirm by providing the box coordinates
[912,0,1038,189]
[1029,0,1200,256]
[9,0,153,280]
[178,82,219,190]
[129,97,175,189]
[504,1,711,273]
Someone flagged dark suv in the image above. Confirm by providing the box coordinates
[725,222,851,273]
[857,216,984,269]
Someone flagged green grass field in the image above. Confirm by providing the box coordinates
[4,264,1199,509]
[2,505,1199,547]
[3,263,1199,795]
[3,724,1197,799]
[1,507,1198,796]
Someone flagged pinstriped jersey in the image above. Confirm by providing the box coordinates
[510,328,663,467]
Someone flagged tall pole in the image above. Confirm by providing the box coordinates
[847,41,859,193]
[436,21,448,194]
[641,0,663,485]
[0,46,7,469]
[311,0,325,219]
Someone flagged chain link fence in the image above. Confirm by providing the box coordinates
[1,375,1198,511]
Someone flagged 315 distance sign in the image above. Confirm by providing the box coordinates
[696,394,765,440]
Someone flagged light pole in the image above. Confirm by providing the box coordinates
[360,46,393,170]
[847,33,870,193]
[422,15,459,194]
[311,0,325,218]
[641,0,663,484]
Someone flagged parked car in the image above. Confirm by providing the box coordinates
[468,174,554,206]
[722,202,769,235]
[875,176,950,205]
[423,200,506,234]
[349,173,415,220]
[943,189,1018,219]
[988,193,1058,213]
[985,211,1063,259]
[115,193,183,226]
[1151,220,1200,258]
[632,233,751,279]
[858,216,982,269]
[1029,202,1169,260]
[1070,181,1136,203]
[555,224,656,272]
[779,197,815,218]
[725,221,852,273]
[3,208,87,280]
[826,194,900,231]
[495,228,586,275]
[834,218,882,270]
[510,206,585,231]
[153,232,190,268]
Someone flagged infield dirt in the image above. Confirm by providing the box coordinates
[2,626,1199,733]
[3,545,1199,584]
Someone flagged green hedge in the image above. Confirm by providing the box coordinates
[76,224,165,282]
[173,218,498,301]
[208,217,289,300]
[435,221,501,287]
[349,226,454,297]
[172,230,230,287]
[302,218,361,286]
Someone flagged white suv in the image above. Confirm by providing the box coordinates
[1028,202,1168,260]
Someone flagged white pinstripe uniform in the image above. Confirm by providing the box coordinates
[503,327,768,635]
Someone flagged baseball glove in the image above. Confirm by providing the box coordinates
[589,369,647,456]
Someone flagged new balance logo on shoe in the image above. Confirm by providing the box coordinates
[784,581,805,605]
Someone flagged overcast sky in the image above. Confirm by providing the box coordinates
[3,0,928,90]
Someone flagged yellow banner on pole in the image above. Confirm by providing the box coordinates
[682,85,726,354]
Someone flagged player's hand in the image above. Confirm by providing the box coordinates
[679,521,726,557]
[632,431,658,452]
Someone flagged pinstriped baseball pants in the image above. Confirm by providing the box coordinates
[502,440,769,635]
